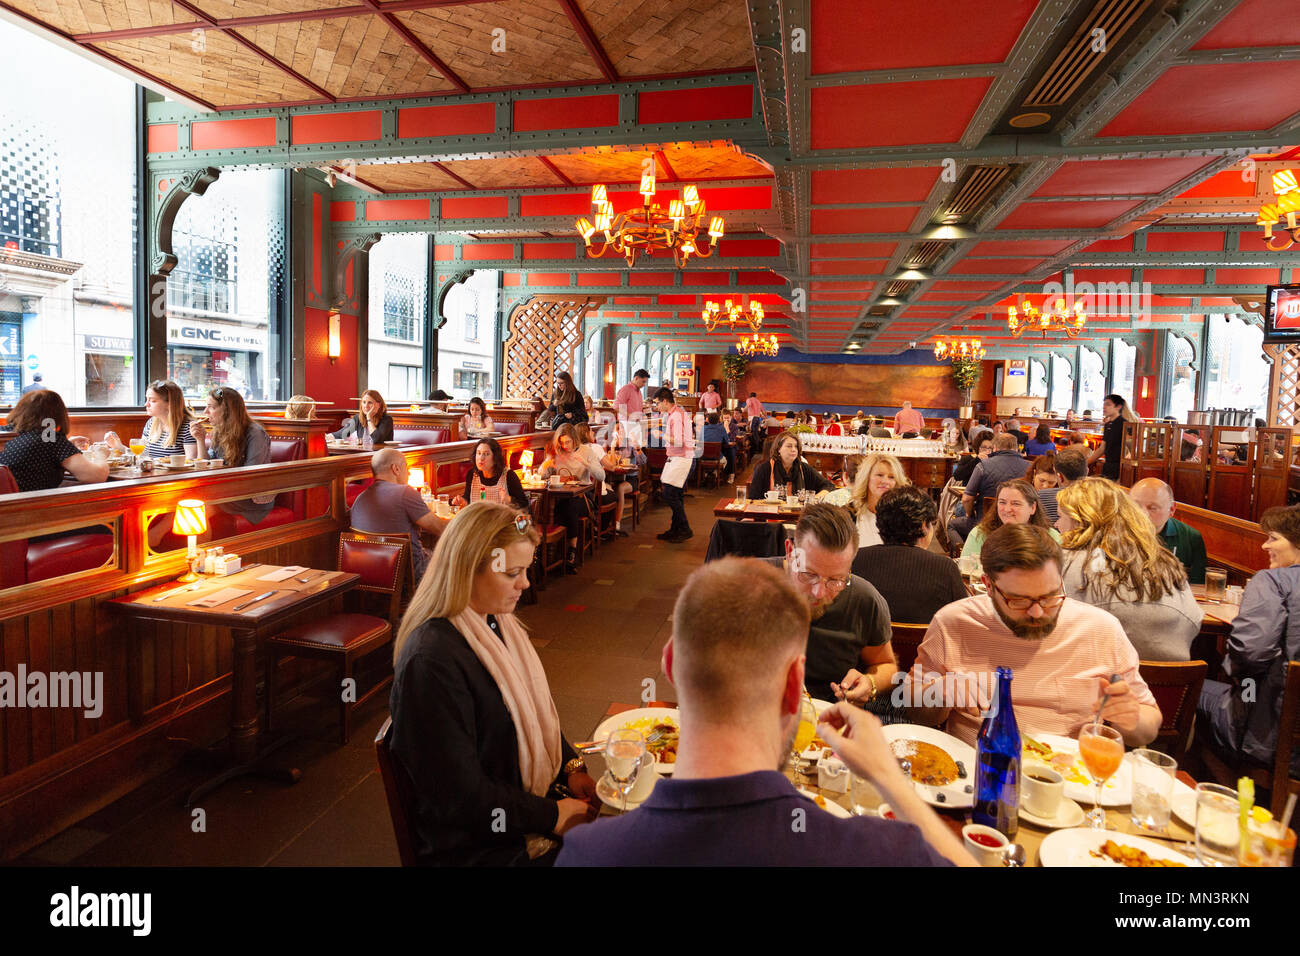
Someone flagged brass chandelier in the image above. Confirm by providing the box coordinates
[933,338,986,360]
[738,333,778,357]
[575,172,725,268]
[1258,169,1300,251]
[702,298,764,333]
[1007,297,1087,339]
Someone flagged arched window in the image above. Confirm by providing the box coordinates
[631,342,646,380]
[439,269,499,400]
[1162,333,1196,421]
[367,233,427,401]
[1111,339,1137,403]
[1078,347,1105,415]
[615,336,629,388]
[1049,353,1074,414]
[1029,358,1047,400]
[648,347,663,386]
[584,326,601,397]
[1204,315,1268,421]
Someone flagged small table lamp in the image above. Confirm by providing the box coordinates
[520,450,534,479]
[407,467,427,497]
[172,499,207,582]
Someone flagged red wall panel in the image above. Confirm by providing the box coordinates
[147,124,178,154]
[514,94,619,131]
[304,307,357,413]
[291,111,381,145]
[192,117,276,150]
[442,196,509,219]
[637,85,752,124]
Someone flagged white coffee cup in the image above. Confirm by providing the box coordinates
[962,823,1010,867]
[764,490,781,501]
[1022,765,1065,819]
[169,453,186,466]
[627,751,657,802]
[209,458,224,468]
[183,442,198,460]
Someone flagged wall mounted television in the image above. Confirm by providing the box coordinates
[1263,283,1300,344]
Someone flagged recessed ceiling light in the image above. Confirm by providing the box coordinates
[1009,111,1051,128]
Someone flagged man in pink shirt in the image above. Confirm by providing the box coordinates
[898,524,1161,748]
[699,382,723,412]
[654,387,696,542]
[893,401,925,437]
[745,392,764,420]
[615,368,649,422]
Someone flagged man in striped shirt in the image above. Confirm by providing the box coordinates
[899,523,1161,748]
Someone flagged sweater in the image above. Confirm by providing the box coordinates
[851,544,968,625]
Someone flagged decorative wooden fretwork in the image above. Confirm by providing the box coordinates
[1266,344,1300,427]
[502,295,606,401]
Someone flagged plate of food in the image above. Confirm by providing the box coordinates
[1023,733,1133,807]
[591,707,680,775]
[880,724,976,809]
[1039,828,1198,867]
[796,787,852,819]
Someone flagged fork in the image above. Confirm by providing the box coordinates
[579,729,665,755]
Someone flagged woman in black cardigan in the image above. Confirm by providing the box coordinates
[546,371,587,428]
[747,430,833,500]
[330,389,395,444]
[388,502,599,865]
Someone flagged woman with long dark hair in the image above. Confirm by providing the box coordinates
[546,371,586,428]
[459,397,495,440]
[746,430,833,500]
[190,387,274,524]
[452,438,529,510]
[389,502,598,865]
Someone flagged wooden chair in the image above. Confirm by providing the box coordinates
[596,479,620,542]
[530,495,566,584]
[374,716,419,867]
[645,447,667,503]
[695,441,724,488]
[265,535,408,744]
[890,622,928,675]
[1201,661,1300,818]
[1138,659,1208,764]
[349,526,420,599]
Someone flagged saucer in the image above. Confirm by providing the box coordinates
[596,770,657,812]
[1019,796,1085,829]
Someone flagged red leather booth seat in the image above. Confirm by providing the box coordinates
[393,426,450,447]
[346,476,374,509]
[208,437,308,538]
[493,421,528,436]
[0,465,115,586]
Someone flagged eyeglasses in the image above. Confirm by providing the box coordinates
[794,570,852,594]
[990,581,1066,611]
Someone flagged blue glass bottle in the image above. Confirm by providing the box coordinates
[973,666,1020,838]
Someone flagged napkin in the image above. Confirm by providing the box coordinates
[257,566,307,582]
[187,587,254,608]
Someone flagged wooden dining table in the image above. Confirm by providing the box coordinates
[712,496,807,522]
[109,563,359,805]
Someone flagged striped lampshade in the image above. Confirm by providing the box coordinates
[172,499,207,536]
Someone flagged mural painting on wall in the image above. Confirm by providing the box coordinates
[740,363,963,408]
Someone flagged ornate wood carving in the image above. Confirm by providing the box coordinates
[1265,343,1300,427]
[501,295,606,400]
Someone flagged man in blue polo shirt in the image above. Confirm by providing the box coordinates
[556,557,973,867]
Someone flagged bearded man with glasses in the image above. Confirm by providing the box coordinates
[901,523,1162,748]
[762,503,895,706]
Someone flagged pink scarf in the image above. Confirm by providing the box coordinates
[449,610,563,855]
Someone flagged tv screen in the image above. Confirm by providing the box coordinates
[1263,283,1300,344]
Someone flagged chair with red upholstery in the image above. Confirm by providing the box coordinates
[494,421,528,436]
[1139,659,1207,764]
[265,534,408,744]
[393,426,450,447]
[695,441,723,489]
[374,716,419,866]
[26,531,116,584]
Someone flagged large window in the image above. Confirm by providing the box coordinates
[1049,353,1074,414]
[584,327,600,397]
[649,347,663,388]
[168,168,285,403]
[1078,347,1105,416]
[0,19,137,406]
[1029,358,1047,400]
[1162,333,1197,422]
[367,233,426,401]
[439,269,498,401]
[615,336,629,388]
[1204,315,1268,422]
[1111,339,1137,405]
[632,342,646,380]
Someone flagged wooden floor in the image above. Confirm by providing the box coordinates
[15,483,728,866]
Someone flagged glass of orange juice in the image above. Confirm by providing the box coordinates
[1078,723,1124,829]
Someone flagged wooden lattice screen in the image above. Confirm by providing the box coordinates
[501,295,605,400]
[1267,344,1300,427]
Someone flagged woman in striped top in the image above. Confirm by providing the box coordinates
[143,380,196,459]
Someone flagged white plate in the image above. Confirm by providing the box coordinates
[1039,827,1200,867]
[1171,779,1198,829]
[796,787,851,818]
[1026,733,1133,807]
[591,707,680,775]
[880,724,976,809]
[1020,796,1085,829]
[595,770,657,811]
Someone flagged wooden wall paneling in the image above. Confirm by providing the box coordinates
[49,602,76,755]
[72,597,96,745]
[27,608,51,766]
[2,617,29,775]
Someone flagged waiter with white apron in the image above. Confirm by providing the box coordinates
[653,387,695,542]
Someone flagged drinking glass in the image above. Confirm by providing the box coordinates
[735,487,747,506]
[1194,782,1240,867]
[790,691,819,774]
[1241,817,1297,867]
[1129,749,1176,831]
[850,771,882,816]
[603,729,645,813]
[129,437,146,457]
[1204,568,1228,602]
[1077,723,1124,829]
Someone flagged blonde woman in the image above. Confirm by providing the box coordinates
[1056,478,1202,661]
[284,395,317,420]
[848,453,908,548]
[539,423,603,571]
[141,379,197,459]
[388,502,597,866]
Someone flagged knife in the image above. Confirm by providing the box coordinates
[231,590,278,611]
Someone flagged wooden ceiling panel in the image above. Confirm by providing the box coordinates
[394,1,603,88]
[232,15,456,98]
[546,150,660,184]
[92,30,318,106]
[186,0,357,19]
[355,162,470,192]
[574,0,753,76]
[440,156,564,188]
[7,0,187,36]
[658,144,770,180]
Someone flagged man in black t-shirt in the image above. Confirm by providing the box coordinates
[1088,394,1129,481]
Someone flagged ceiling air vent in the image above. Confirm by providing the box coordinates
[1022,0,1155,107]
[883,280,915,298]
[939,165,1011,223]
[906,241,947,268]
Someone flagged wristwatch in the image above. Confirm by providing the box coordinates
[563,757,587,777]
